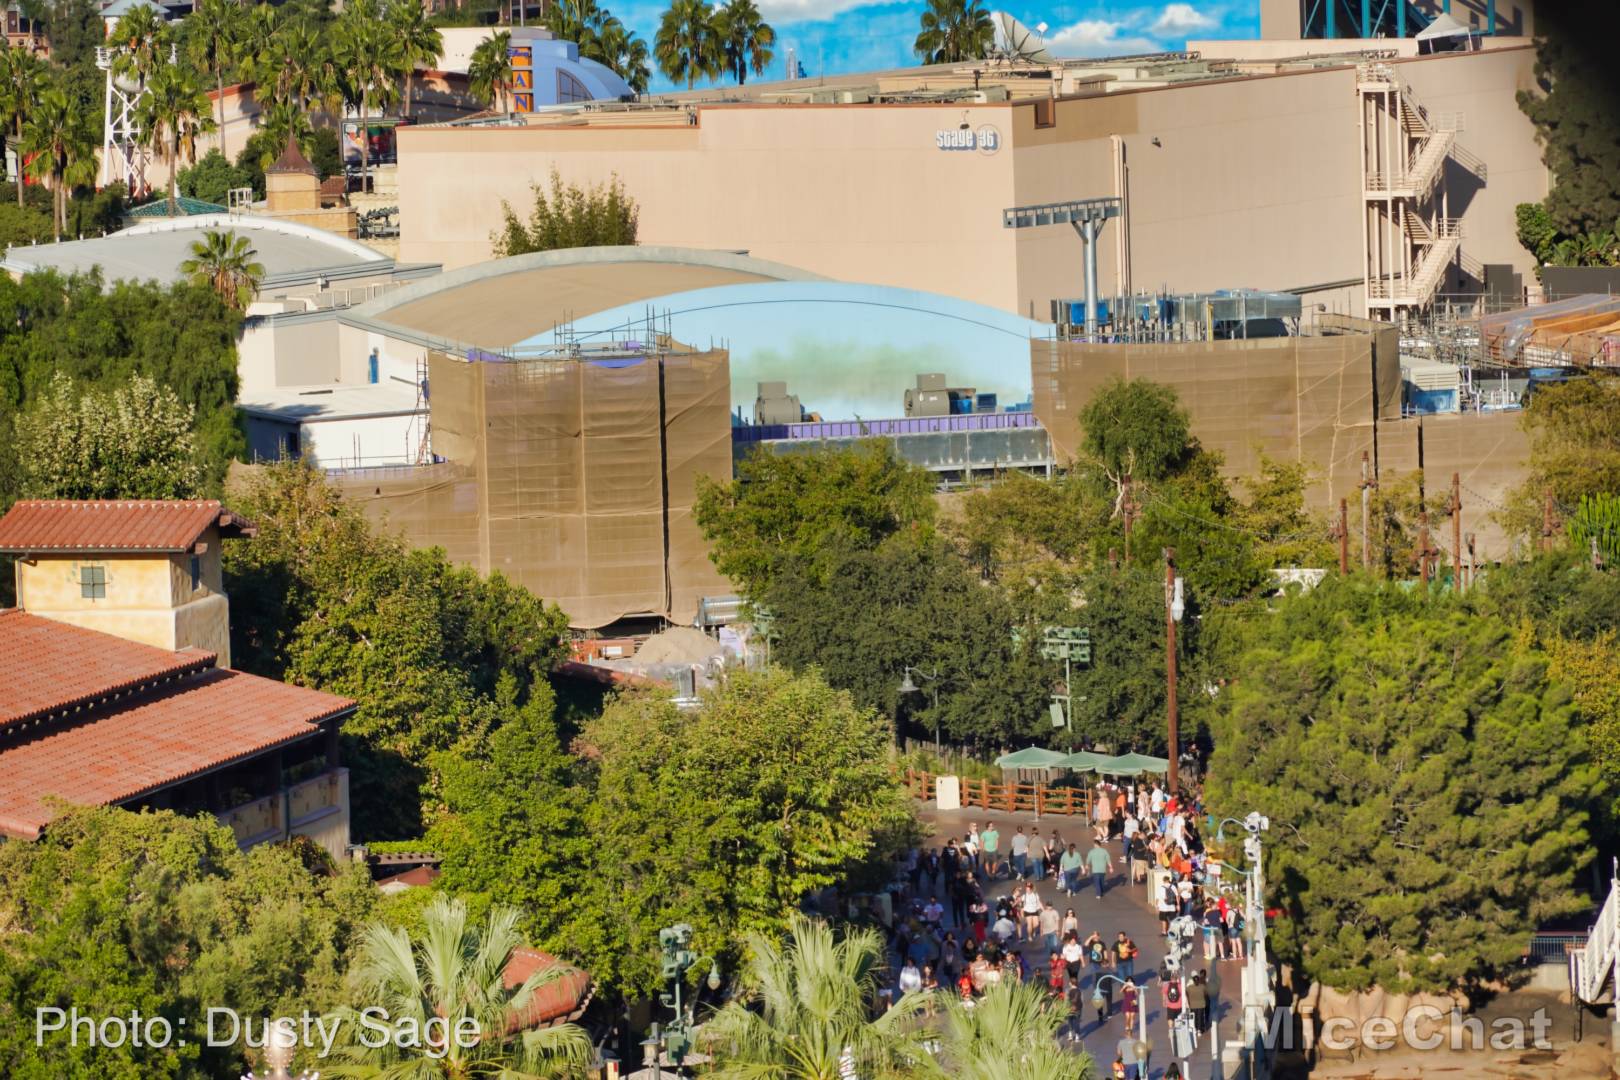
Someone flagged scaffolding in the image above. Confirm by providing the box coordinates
[1357,62,1488,324]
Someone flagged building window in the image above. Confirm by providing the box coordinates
[558,71,590,104]
[190,555,201,592]
[283,430,301,459]
[80,564,106,599]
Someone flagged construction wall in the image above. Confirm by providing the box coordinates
[331,349,732,628]
[1030,331,1532,556]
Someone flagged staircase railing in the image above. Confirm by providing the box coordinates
[1571,859,1619,1006]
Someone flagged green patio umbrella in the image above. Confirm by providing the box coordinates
[1055,750,1109,772]
[1096,752,1170,776]
[994,747,1069,769]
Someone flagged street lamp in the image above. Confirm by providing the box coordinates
[899,665,940,751]
[1215,814,1273,1061]
[1092,973,1150,1051]
[1164,549,1184,793]
[653,924,723,1073]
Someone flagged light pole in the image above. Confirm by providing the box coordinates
[653,923,723,1073]
[899,665,940,751]
[1215,814,1272,1056]
[1093,972,1150,1050]
[1164,549,1184,793]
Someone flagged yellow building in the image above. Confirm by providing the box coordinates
[5,499,248,665]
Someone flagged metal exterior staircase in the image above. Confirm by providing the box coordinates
[1357,62,1486,321]
[1571,860,1619,1007]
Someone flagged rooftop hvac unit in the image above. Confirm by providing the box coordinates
[915,373,947,392]
[754,381,802,425]
[905,388,951,418]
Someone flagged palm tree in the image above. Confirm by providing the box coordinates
[323,896,594,1079]
[0,44,45,208]
[913,0,994,64]
[701,914,932,1079]
[137,63,215,217]
[929,979,1087,1080]
[108,3,169,91]
[386,0,443,119]
[261,99,315,166]
[334,0,403,194]
[187,0,242,155]
[714,0,773,85]
[468,31,514,113]
[596,18,651,94]
[655,0,721,91]
[22,85,94,240]
[180,230,265,308]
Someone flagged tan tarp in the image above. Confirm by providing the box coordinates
[333,348,732,629]
[1030,330,1530,558]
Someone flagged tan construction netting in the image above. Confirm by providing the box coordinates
[333,349,732,629]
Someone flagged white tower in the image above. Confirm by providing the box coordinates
[97,45,151,196]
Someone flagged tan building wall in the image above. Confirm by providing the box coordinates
[14,532,232,663]
[397,47,1543,320]
[1031,333,1529,557]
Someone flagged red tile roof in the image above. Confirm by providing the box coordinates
[0,610,217,732]
[0,667,355,840]
[501,948,593,1034]
[0,500,254,554]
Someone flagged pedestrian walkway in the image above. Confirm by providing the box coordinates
[915,803,1246,1080]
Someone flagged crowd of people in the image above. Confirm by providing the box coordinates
[874,775,1244,1080]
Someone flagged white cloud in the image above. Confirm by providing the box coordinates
[752,0,886,24]
[1149,3,1217,36]
[1046,18,1159,57]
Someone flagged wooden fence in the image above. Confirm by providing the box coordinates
[903,769,1093,817]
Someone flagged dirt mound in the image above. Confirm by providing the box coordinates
[635,626,721,666]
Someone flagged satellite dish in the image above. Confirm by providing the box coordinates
[991,12,1055,63]
[1035,21,1049,34]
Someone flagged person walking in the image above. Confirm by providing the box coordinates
[1093,783,1113,842]
[1087,839,1113,899]
[1061,906,1079,942]
[1039,899,1061,954]
[1188,970,1211,1032]
[1021,883,1042,942]
[980,822,1001,881]
[1121,979,1140,1038]
[963,829,980,878]
[1114,931,1138,982]
[1116,1031,1143,1080]
[1028,827,1046,881]
[1060,842,1083,896]
[1061,932,1084,996]
[1010,826,1029,881]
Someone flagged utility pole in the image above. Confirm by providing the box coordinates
[1466,532,1476,591]
[1165,548,1180,794]
[1450,472,1462,591]
[1418,511,1432,585]
[1337,498,1349,575]
[1543,488,1555,554]
[1359,450,1372,571]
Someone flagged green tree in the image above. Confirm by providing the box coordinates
[1567,492,1620,568]
[22,83,95,240]
[565,668,914,996]
[386,0,443,119]
[701,914,932,1080]
[912,0,994,64]
[426,678,592,950]
[1078,376,1194,518]
[948,470,1094,584]
[0,806,377,1080]
[324,896,593,1079]
[1506,378,1620,545]
[0,44,46,208]
[714,0,773,85]
[1234,452,1337,569]
[694,440,937,597]
[490,167,639,257]
[334,0,403,193]
[107,2,168,91]
[180,229,265,310]
[655,0,720,90]
[762,535,1057,747]
[179,147,250,205]
[1516,7,1620,240]
[1064,565,1188,753]
[137,63,215,217]
[187,0,243,155]
[467,29,513,111]
[545,0,650,93]
[1207,579,1596,994]
[14,372,204,499]
[223,460,572,839]
[932,979,1087,1080]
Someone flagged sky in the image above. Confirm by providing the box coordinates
[618,1,1261,94]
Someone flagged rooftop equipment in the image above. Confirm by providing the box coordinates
[1002,197,1122,340]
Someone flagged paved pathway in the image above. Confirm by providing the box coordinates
[914,803,1246,1079]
